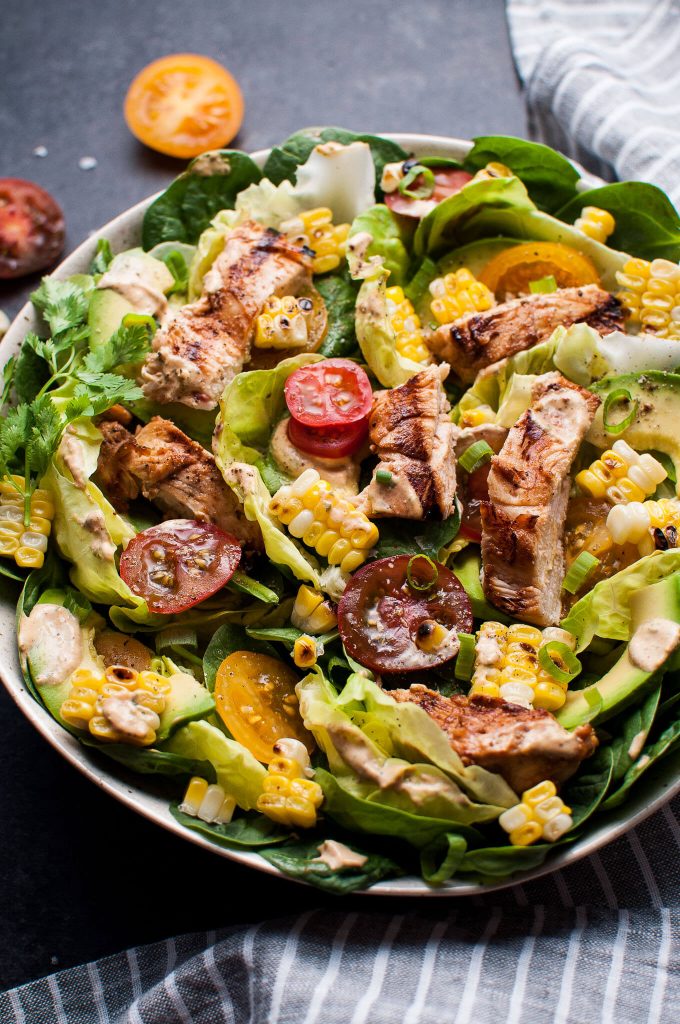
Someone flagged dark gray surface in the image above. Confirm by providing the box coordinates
[0,0,526,991]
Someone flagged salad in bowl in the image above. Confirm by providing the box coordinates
[3,128,680,894]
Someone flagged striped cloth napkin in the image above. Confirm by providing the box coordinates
[1,793,678,1022]
[506,0,680,208]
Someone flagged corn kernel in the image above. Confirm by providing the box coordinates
[255,295,317,350]
[291,585,337,634]
[606,497,680,553]
[574,206,615,243]
[59,665,170,746]
[256,749,323,828]
[499,780,573,846]
[280,208,350,276]
[577,441,666,505]
[385,286,432,366]
[428,268,495,326]
[0,475,55,570]
[616,256,680,339]
[293,635,318,669]
[470,622,574,711]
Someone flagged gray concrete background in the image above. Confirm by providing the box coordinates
[0,0,526,990]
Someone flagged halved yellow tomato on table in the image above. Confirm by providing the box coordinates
[124,54,244,158]
[214,651,314,763]
[479,242,600,300]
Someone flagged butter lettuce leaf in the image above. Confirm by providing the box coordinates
[165,719,265,810]
[348,205,409,286]
[354,269,425,387]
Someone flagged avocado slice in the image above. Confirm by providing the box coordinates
[157,672,215,741]
[557,573,680,730]
[89,248,174,348]
[588,371,680,490]
[88,288,137,349]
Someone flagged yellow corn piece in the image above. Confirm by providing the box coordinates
[574,206,615,244]
[60,665,169,747]
[256,751,323,829]
[499,780,573,846]
[254,294,315,349]
[576,439,666,505]
[179,776,236,823]
[280,207,350,275]
[459,404,497,428]
[428,268,495,326]
[606,497,680,556]
[0,476,55,569]
[469,621,576,711]
[291,584,337,634]
[385,286,432,366]
[270,469,379,574]
[616,256,680,339]
[293,634,318,669]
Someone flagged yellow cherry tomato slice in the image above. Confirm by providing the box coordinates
[124,54,244,159]
[479,242,600,300]
[214,651,314,763]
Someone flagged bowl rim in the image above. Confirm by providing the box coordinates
[2,131,678,897]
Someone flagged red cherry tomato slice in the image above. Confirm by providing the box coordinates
[287,415,368,459]
[338,555,473,674]
[0,178,65,279]
[385,168,473,219]
[284,359,373,429]
[120,519,241,614]
[459,463,492,543]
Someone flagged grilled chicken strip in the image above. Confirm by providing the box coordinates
[392,686,597,792]
[96,417,262,549]
[356,364,457,519]
[139,221,313,410]
[429,284,624,383]
[481,372,599,626]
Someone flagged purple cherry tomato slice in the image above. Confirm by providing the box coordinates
[337,554,473,673]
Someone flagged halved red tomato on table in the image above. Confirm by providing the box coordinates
[0,178,65,279]
[120,519,241,613]
[338,555,473,674]
[385,165,473,219]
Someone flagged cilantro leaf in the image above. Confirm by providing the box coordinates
[13,342,50,403]
[91,238,113,275]
[69,371,144,415]
[2,356,17,408]
[0,404,32,473]
[26,396,63,479]
[31,278,89,337]
[83,322,151,373]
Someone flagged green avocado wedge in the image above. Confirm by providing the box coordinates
[156,672,215,742]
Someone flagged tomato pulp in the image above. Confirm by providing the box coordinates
[385,167,473,218]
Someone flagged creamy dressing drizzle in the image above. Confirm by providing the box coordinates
[312,840,367,871]
[18,604,82,686]
[629,618,680,673]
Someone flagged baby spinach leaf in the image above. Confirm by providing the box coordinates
[263,127,407,194]
[557,182,680,262]
[228,570,279,605]
[0,562,23,583]
[259,837,402,893]
[419,832,468,885]
[602,709,680,810]
[607,685,662,783]
[81,740,217,781]
[203,623,278,691]
[315,271,359,358]
[456,842,554,881]
[464,136,580,213]
[372,506,460,560]
[170,805,288,847]
[562,745,615,828]
[142,150,262,248]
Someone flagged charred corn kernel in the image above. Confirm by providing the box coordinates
[470,161,513,183]
[179,777,236,823]
[270,469,378,573]
[428,268,495,326]
[606,497,680,555]
[280,207,350,274]
[470,622,576,710]
[0,476,54,569]
[254,294,315,349]
[499,781,573,846]
[293,634,318,669]
[385,286,432,366]
[459,403,496,428]
[59,665,170,746]
[256,749,323,828]
[576,440,666,504]
[574,206,615,243]
[616,257,680,338]
[415,619,450,652]
[291,584,338,634]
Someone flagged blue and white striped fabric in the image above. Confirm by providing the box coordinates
[1,793,678,1022]
[507,0,680,207]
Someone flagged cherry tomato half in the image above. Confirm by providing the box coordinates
[284,359,373,429]
[120,519,241,613]
[0,178,65,279]
[124,54,244,159]
[214,651,314,763]
[287,415,368,459]
[338,555,473,674]
[385,167,473,219]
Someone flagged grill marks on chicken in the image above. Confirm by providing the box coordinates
[429,285,624,383]
[392,686,598,792]
[139,221,313,410]
[356,364,457,519]
[480,372,600,626]
[96,417,261,549]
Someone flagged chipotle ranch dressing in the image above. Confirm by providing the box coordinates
[18,604,82,686]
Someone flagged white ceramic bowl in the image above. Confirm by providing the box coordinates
[2,134,679,896]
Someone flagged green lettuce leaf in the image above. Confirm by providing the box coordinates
[348,205,409,286]
[170,805,287,847]
[259,836,402,893]
[353,268,425,387]
[165,719,266,810]
[315,271,360,358]
[463,136,580,213]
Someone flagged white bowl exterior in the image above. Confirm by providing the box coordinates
[2,134,677,897]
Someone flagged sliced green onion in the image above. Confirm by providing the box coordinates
[459,440,494,474]
[529,275,558,294]
[229,570,279,604]
[455,632,476,681]
[122,312,157,337]
[406,554,438,591]
[603,388,639,435]
[399,165,436,200]
[562,551,600,594]
[155,625,198,652]
[376,468,394,486]
[538,641,582,684]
